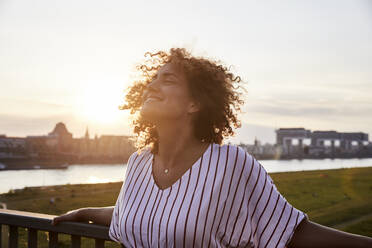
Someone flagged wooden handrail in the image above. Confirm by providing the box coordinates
[0,209,113,248]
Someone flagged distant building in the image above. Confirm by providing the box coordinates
[96,135,135,158]
[275,128,312,156]
[240,137,281,159]
[25,135,58,158]
[0,135,27,158]
[275,128,369,158]
[48,122,74,152]
[0,122,136,163]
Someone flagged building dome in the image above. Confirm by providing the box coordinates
[49,122,72,137]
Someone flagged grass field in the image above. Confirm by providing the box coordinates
[1,166,371,247]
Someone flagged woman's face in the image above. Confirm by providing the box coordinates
[140,63,199,123]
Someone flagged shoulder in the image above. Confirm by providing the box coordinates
[127,147,152,166]
[123,148,152,180]
[213,143,256,170]
[216,143,254,161]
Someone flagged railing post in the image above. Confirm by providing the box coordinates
[0,224,2,248]
[71,235,81,248]
[0,209,112,247]
[28,228,37,248]
[95,238,104,248]
[9,225,18,248]
[48,231,58,248]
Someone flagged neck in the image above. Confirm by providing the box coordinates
[155,119,205,169]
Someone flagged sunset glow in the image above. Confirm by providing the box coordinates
[74,84,124,124]
[0,0,371,144]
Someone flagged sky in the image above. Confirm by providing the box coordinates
[0,0,371,144]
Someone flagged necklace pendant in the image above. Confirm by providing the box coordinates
[164,169,169,174]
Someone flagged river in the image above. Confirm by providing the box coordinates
[1,158,372,194]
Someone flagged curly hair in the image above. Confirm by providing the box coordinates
[119,48,244,153]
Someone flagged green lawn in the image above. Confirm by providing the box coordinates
[270,167,372,229]
[1,166,371,247]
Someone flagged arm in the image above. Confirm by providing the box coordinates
[52,206,114,226]
[288,218,372,248]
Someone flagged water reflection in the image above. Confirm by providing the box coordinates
[1,158,372,194]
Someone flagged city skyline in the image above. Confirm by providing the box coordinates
[1,121,370,147]
[1,0,371,144]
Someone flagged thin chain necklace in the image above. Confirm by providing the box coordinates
[153,154,169,174]
[153,143,210,175]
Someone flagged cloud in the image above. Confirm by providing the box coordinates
[244,96,372,118]
[0,97,73,117]
[248,105,337,117]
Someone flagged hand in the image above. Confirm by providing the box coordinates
[51,207,114,226]
[51,208,84,225]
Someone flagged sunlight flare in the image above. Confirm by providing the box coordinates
[75,84,124,124]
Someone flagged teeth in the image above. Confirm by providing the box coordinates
[148,97,161,100]
[145,97,160,102]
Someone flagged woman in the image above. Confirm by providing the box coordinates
[52,48,372,247]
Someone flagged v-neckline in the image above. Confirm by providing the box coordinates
[150,143,213,192]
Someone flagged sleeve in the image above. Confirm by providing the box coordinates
[108,151,138,243]
[241,149,307,248]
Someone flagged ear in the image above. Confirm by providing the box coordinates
[187,101,201,115]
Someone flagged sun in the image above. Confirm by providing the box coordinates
[75,84,124,124]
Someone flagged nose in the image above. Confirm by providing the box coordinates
[145,77,161,93]
[147,77,159,90]
[143,78,159,100]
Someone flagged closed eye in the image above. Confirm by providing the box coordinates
[164,80,175,84]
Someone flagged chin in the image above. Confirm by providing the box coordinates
[140,104,183,123]
[140,108,160,123]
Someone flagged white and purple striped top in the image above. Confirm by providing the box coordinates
[109,143,307,248]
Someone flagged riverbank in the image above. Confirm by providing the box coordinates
[0,157,128,170]
[0,161,127,171]
[1,167,371,247]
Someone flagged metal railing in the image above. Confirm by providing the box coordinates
[0,209,114,248]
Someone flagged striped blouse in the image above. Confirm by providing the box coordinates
[109,143,307,248]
